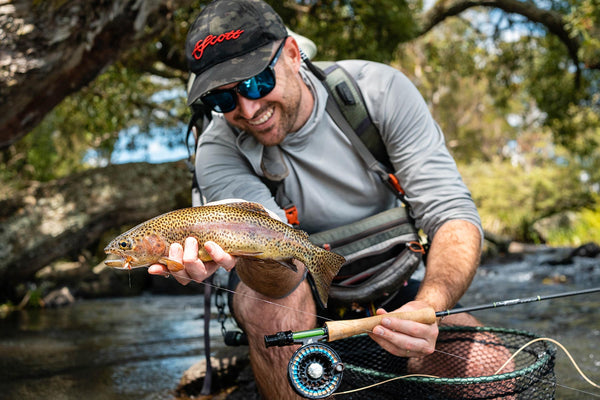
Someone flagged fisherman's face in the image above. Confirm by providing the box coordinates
[219,38,312,146]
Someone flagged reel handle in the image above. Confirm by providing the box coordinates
[325,308,436,342]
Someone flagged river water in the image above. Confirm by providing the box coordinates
[0,294,218,399]
[0,249,599,399]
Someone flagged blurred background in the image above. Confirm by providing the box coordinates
[1,1,599,398]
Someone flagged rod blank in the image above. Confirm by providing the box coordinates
[437,287,600,317]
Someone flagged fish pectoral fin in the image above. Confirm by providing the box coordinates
[159,257,185,272]
[275,259,299,272]
[229,250,265,259]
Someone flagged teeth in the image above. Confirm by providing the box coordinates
[249,107,273,126]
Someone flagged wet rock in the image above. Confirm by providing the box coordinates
[223,364,260,400]
[175,346,259,400]
[532,211,577,242]
[506,242,548,254]
[41,286,75,307]
[570,242,600,258]
[543,242,600,265]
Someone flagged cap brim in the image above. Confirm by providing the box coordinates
[187,42,277,106]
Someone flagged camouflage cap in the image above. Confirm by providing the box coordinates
[185,0,287,106]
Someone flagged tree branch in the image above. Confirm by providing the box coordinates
[0,0,192,150]
[0,161,192,294]
[421,0,584,83]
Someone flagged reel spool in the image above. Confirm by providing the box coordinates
[287,343,344,399]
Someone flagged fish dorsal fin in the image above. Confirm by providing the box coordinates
[222,201,272,218]
[296,229,309,239]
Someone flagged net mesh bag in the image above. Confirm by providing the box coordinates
[328,326,556,399]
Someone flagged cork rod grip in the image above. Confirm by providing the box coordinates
[325,308,437,342]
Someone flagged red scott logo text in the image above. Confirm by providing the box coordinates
[192,30,244,60]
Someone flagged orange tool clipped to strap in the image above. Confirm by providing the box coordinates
[387,173,405,195]
[284,204,300,227]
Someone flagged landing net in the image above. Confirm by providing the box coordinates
[328,326,556,399]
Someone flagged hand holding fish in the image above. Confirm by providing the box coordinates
[147,238,236,285]
[104,201,345,304]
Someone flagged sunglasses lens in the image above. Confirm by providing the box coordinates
[238,68,275,99]
[201,91,236,113]
[200,66,276,113]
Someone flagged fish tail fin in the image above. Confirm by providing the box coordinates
[305,248,345,308]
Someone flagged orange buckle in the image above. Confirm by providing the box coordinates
[388,173,405,195]
[285,205,300,226]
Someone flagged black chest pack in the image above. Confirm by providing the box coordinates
[186,60,427,310]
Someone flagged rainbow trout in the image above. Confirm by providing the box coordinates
[104,202,345,306]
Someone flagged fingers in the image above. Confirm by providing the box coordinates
[204,241,237,271]
[180,238,216,283]
[148,242,194,285]
[149,238,236,285]
[148,263,168,275]
[369,306,438,358]
[170,241,198,285]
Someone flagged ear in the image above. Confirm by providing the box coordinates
[283,36,302,73]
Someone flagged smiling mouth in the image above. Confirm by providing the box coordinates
[248,107,274,126]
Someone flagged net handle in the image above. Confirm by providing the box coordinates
[325,308,437,342]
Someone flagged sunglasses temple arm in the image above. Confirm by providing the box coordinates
[303,56,326,81]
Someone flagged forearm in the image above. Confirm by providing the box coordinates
[415,219,482,312]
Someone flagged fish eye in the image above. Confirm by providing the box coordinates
[118,239,131,250]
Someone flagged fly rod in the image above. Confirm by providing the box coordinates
[266,286,600,399]
[436,286,600,317]
[265,286,600,347]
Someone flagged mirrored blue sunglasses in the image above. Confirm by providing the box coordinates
[199,38,287,113]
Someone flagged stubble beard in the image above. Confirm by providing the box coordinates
[245,75,304,147]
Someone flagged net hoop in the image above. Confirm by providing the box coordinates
[329,326,557,399]
[345,326,555,384]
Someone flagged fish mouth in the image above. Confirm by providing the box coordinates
[104,254,151,270]
[104,254,132,269]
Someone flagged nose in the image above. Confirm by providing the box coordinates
[235,95,261,119]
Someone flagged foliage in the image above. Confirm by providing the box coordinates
[2,0,600,244]
[566,0,600,68]
[395,18,518,163]
[276,0,419,62]
[1,62,189,182]
[543,203,600,246]
[459,156,595,242]
[395,4,600,245]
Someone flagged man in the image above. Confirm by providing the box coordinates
[149,0,483,398]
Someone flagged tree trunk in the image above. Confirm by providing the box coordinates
[0,0,191,148]
[0,161,192,293]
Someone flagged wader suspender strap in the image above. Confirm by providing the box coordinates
[316,62,408,204]
[185,105,216,395]
[316,62,392,171]
[275,61,409,226]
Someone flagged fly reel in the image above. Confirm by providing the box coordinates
[288,343,344,399]
[264,309,436,398]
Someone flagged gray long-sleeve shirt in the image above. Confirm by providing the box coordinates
[195,60,481,239]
